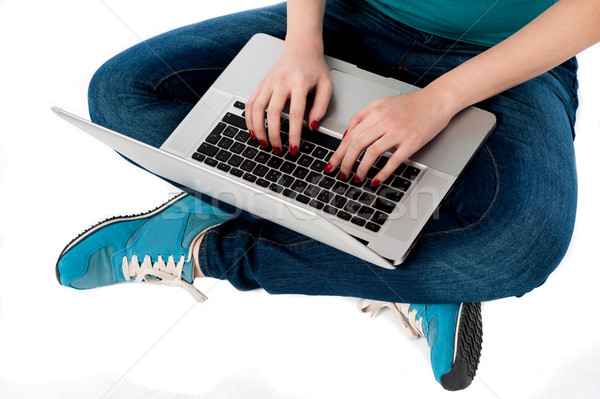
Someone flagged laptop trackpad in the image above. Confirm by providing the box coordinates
[324,69,402,126]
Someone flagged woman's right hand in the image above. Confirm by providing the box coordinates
[245,40,333,155]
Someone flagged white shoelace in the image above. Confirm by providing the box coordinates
[357,299,425,339]
[122,253,208,302]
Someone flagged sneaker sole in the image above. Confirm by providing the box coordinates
[440,302,483,391]
[55,193,188,283]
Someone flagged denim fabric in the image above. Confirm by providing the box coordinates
[88,0,578,303]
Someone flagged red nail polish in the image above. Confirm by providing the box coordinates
[339,171,347,180]
[342,129,348,139]
[324,162,333,173]
[249,130,256,139]
[259,139,268,148]
[310,120,318,130]
[371,179,381,188]
[354,175,362,184]
[273,146,282,154]
[290,145,298,156]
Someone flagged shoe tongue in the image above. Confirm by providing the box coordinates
[181,260,194,284]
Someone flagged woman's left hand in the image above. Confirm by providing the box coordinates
[324,88,458,187]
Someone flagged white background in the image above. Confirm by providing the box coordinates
[1,1,599,398]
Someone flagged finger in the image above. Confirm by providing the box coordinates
[338,117,386,180]
[250,88,272,143]
[307,78,333,131]
[287,90,306,156]
[266,89,288,151]
[354,133,397,183]
[370,144,410,188]
[347,98,383,132]
[245,88,259,139]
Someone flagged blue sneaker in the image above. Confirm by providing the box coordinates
[359,301,483,390]
[56,193,233,302]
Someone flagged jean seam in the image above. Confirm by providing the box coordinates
[201,229,317,277]
[421,143,500,238]
[152,67,226,93]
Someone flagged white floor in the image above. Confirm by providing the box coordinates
[1,1,599,398]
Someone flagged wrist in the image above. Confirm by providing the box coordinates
[420,79,465,120]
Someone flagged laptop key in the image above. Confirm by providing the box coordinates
[230,168,243,178]
[243,173,257,183]
[235,130,250,142]
[229,142,245,154]
[391,176,412,192]
[318,176,335,189]
[222,112,247,130]
[282,188,296,199]
[192,153,205,163]
[297,154,314,167]
[204,157,218,167]
[312,147,329,160]
[374,197,396,214]
[403,166,421,181]
[332,181,349,195]
[197,142,219,157]
[378,186,404,202]
[317,191,333,204]
[304,184,320,198]
[252,165,268,177]
[240,159,256,172]
[332,195,347,209]
[309,199,324,210]
[279,175,294,187]
[269,183,284,193]
[291,180,308,193]
[357,206,375,220]
[233,101,245,110]
[217,162,231,172]
[222,126,238,138]
[372,211,389,225]
[242,147,258,159]
[292,166,309,179]
[344,201,361,214]
[267,157,283,169]
[310,159,328,171]
[358,192,375,206]
[296,194,310,204]
[365,222,381,232]
[346,187,362,201]
[306,171,322,184]
[215,149,231,162]
[280,161,296,174]
[217,137,234,150]
[227,154,243,167]
[265,169,282,182]
[323,205,337,215]
[351,216,367,227]
[255,152,270,164]
[256,178,270,188]
[337,210,352,221]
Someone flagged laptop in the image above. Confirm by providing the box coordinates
[53,33,496,269]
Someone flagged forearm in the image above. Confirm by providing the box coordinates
[428,0,600,114]
[285,0,326,52]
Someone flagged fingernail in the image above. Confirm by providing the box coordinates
[371,179,381,188]
[342,129,348,139]
[323,162,333,173]
[339,171,347,180]
[273,146,282,154]
[310,120,319,130]
[249,130,256,139]
[354,175,362,184]
[259,139,268,148]
[290,145,298,156]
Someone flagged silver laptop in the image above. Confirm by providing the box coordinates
[53,33,495,269]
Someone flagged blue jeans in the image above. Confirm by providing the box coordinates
[88,0,578,304]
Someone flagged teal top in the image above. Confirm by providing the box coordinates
[364,0,557,47]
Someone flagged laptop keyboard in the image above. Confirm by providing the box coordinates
[191,102,421,233]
